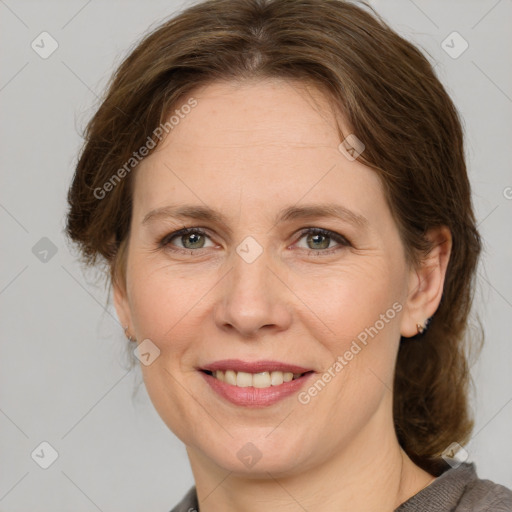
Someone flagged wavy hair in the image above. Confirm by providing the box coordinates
[65,0,483,475]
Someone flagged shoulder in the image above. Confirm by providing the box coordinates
[168,466,512,512]
[457,472,512,512]
[169,485,198,512]
[396,462,512,512]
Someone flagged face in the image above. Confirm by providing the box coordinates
[114,78,420,476]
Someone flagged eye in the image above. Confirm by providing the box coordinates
[158,226,351,255]
[159,227,215,252]
[294,227,351,255]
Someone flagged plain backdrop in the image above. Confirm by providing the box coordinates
[1,0,511,510]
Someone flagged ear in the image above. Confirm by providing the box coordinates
[112,274,133,336]
[400,225,452,338]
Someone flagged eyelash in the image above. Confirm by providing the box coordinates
[158,227,351,256]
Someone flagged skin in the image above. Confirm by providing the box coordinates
[113,78,452,511]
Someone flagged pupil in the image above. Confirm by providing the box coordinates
[309,233,329,250]
[184,233,204,248]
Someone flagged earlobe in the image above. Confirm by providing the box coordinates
[400,226,452,338]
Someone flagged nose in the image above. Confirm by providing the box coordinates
[213,243,293,338]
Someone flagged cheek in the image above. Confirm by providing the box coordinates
[298,259,400,332]
[297,258,404,388]
[128,269,176,338]
[127,260,217,355]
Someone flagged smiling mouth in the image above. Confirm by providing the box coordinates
[200,369,314,388]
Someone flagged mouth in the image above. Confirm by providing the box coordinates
[198,364,316,407]
[200,368,314,388]
[197,359,316,406]
[199,358,315,388]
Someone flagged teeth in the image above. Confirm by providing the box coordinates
[236,371,252,387]
[210,370,304,388]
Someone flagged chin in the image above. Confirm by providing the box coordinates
[195,431,317,476]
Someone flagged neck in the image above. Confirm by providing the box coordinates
[186,401,435,512]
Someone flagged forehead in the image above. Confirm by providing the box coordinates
[132,79,387,230]
[159,78,344,152]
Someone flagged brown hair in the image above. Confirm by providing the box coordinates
[65,0,483,475]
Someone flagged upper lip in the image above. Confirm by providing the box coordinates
[200,359,314,374]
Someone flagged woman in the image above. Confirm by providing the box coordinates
[65,0,512,510]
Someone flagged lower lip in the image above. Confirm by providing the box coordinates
[199,371,315,407]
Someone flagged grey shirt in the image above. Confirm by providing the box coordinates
[170,463,512,511]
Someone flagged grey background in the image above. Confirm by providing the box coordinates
[1,0,511,510]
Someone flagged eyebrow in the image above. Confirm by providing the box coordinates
[142,203,369,230]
